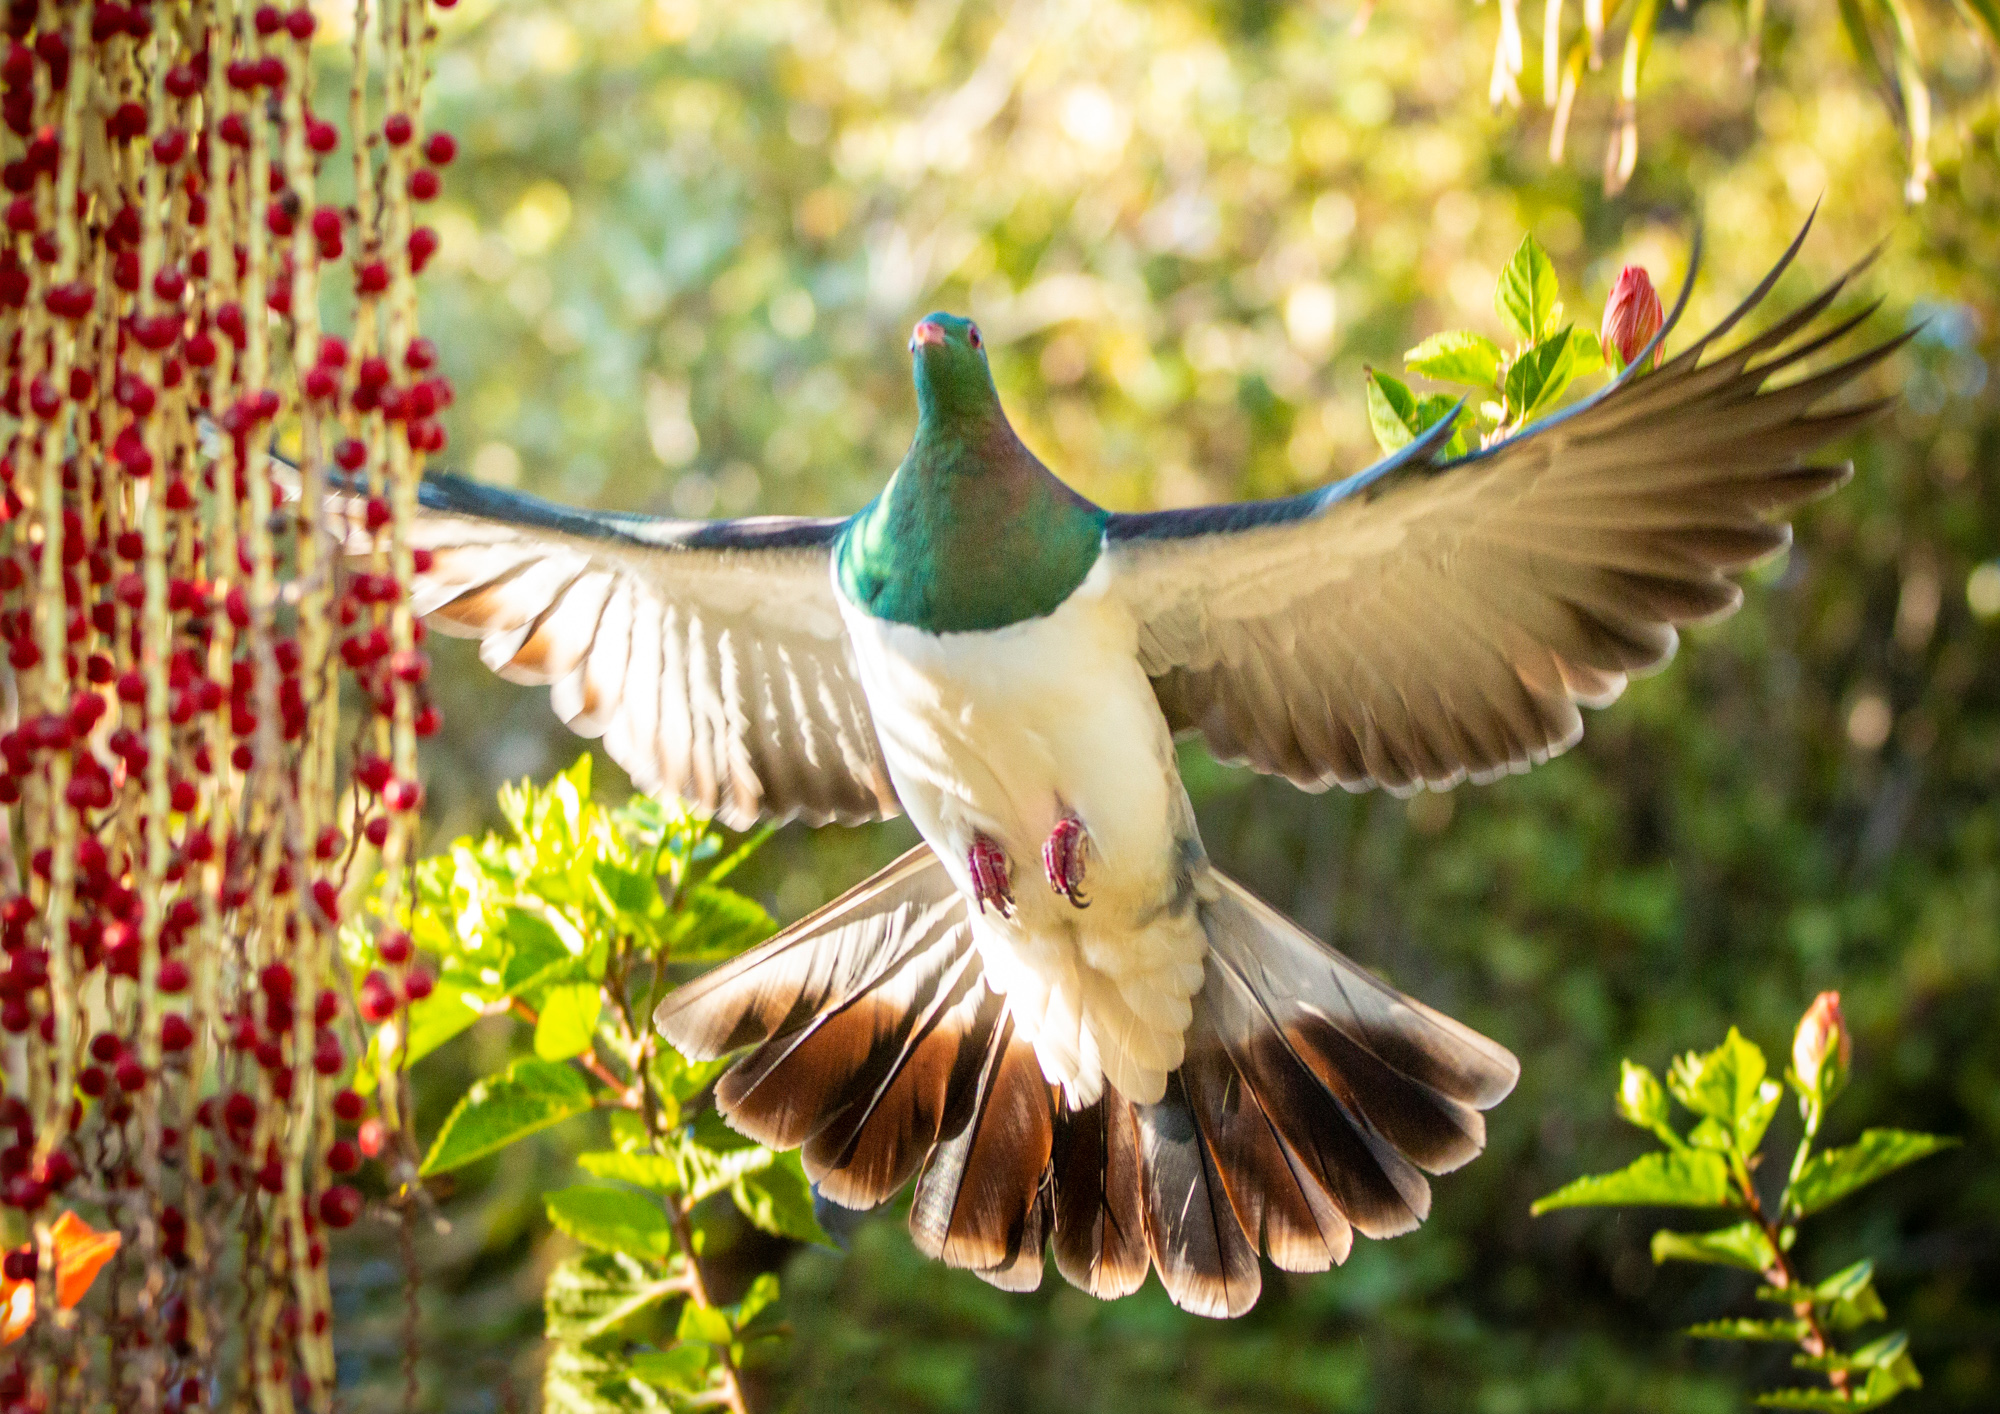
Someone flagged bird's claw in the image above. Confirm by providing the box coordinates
[1042,815,1089,909]
[968,833,1014,918]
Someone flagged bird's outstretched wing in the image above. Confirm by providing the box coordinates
[331,475,898,829]
[1102,218,1902,795]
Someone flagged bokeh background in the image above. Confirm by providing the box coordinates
[322,0,1999,1408]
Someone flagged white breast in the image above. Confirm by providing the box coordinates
[835,557,1209,1107]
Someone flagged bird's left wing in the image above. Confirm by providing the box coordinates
[1102,223,1902,795]
[330,475,898,829]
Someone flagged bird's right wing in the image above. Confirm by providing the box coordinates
[330,474,898,830]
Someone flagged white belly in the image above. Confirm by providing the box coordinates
[835,557,1208,1107]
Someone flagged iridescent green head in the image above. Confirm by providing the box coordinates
[909,313,999,426]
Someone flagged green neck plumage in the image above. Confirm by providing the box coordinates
[837,315,1105,634]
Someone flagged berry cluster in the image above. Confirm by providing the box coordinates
[0,1,453,1409]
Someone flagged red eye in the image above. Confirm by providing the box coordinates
[969,325,982,350]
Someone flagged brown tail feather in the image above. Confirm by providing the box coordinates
[652,850,1516,1317]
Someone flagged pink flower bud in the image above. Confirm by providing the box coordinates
[1601,264,1664,374]
[1792,990,1852,1100]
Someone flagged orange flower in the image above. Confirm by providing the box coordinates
[50,1211,121,1311]
[0,1211,122,1345]
[0,1272,31,1345]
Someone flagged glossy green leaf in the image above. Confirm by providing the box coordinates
[1495,233,1563,343]
[1687,1317,1810,1343]
[1404,329,1503,389]
[579,1149,684,1193]
[420,1058,596,1175]
[1530,1149,1733,1214]
[547,1184,676,1261]
[1366,368,1422,453]
[1817,1259,1890,1330]
[543,1250,684,1344]
[1651,1220,1775,1271]
[1788,1129,1957,1216]
[535,983,605,1061]
[731,1150,832,1244]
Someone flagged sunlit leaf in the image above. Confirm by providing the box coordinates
[628,1345,715,1393]
[1495,233,1563,343]
[731,1151,832,1244]
[676,1300,735,1347]
[421,1058,596,1175]
[544,1341,678,1414]
[543,1251,685,1344]
[1404,329,1503,389]
[1366,368,1422,453]
[547,1185,676,1261]
[1530,1149,1733,1214]
[580,1150,684,1193]
[662,884,776,961]
[1651,1220,1775,1271]
[1668,1027,1769,1134]
[1788,1129,1957,1216]
[1615,1060,1676,1145]
[1688,1317,1810,1343]
[536,983,606,1061]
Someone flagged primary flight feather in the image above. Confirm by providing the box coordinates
[344,218,1894,1317]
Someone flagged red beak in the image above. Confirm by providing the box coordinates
[910,319,946,349]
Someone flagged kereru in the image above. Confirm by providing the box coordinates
[354,220,1894,1317]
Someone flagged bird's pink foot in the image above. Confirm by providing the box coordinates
[1042,815,1089,908]
[968,833,1014,918]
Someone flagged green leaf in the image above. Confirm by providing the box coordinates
[628,1346,714,1394]
[420,1058,596,1175]
[1816,1259,1889,1330]
[1737,1077,1785,1155]
[732,1272,781,1329]
[546,1184,676,1261]
[1531,1149,1733,1214]
[535,983,605,1061]
[579,1149,684,1193]
[545,1343,677,1414]
[731,1150,832,1244]
[1501,326,1595,425]
[1412,393,1470,458]
[1366,368,1422,454]
[676,1300,735,1347]
[1669,1027,1770,1139]
[1788,1129,1957,1216]
[1753,1389,1865,1411]
[1495,233,1563,343]
[1651,1220,1776,1271]
[543,1250,684,1344]
[1616,1060,1677,1145]
[499,907,577,993]
[1688,1317,1810,1343]
[661,884,776,962]
[1404,329,1503,389]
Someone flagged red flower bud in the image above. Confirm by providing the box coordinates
[1792,990,1852,1102]
[1601,264,1664,374]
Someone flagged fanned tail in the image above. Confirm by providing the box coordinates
[653,851,1517,1317]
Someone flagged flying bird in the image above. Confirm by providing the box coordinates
[353,220,1895,1317]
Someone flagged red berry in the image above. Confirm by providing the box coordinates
[332,1089,365,1122]
[383,114,413,145]
[326,1138,359,1173]
[423,132,456,166]
[407,168,439,201]
[318,1184,362,1228]
[161,1013,194,1051]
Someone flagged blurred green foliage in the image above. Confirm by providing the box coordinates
[317,0,2000,1409]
